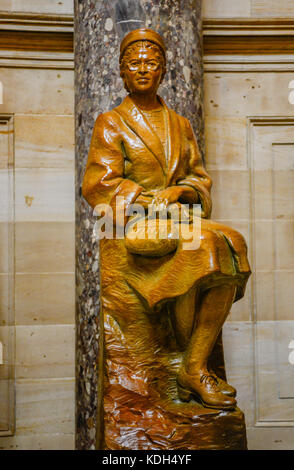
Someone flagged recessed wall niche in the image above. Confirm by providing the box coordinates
[0,115,15,436]
[249,117,294,425]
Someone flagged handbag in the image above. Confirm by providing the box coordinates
[125,214,179,257]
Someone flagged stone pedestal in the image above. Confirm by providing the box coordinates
[75,0,247,450]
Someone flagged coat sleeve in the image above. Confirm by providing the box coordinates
[176,117,212,219]
[82,112,144,225]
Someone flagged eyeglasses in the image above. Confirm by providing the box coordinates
[126,60,160,72]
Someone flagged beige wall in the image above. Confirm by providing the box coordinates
[203,0,294,450]
[0,44,75,448]
[204,69,294,449]
[203,0,294,18]
[0,0,73,14]
[0,0,294,451]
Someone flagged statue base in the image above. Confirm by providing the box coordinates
[104,388,247,450]
[99,314,247,450]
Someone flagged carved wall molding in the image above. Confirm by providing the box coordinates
[203,56,294,73]
[0,30,73,53]
[203,18,294,73]
[203,18,294,35]
[203,18,294,56]
[0,11,74,67]
[204,35,294,56]
[0,12,73,69]
[0,11,73,32]
[0,50,74,69]
[1,14,293,64]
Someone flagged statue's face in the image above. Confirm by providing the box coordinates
[122,46,163,95]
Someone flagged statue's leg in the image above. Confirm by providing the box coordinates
[183,284,236,374]
[170,286,198,349]
[171,284,235,396]
[176,284,238,409]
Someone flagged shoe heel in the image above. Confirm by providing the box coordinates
[177,384,193,402]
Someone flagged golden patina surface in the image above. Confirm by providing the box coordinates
[82,28,251,450]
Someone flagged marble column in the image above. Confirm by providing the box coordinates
[75,0,243,450]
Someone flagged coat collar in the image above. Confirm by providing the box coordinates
[114,95,181,183]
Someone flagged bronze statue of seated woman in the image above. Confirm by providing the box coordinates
[82,28,251,418]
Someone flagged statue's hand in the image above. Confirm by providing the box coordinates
[135,192,154,209]
[136,189,181,210]
[150,186,184,207]
[136,186,198,211]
